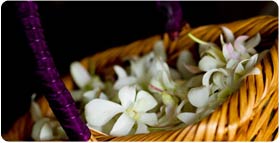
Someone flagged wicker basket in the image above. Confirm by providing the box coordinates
[3,15,278,141]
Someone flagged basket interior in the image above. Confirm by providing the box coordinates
[64,16,278,141]
[2,15,278,141]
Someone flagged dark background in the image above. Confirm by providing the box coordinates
[1,1,278,134]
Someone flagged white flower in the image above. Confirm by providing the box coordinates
[30,94,42,121]
[176,101,196,125]
[70,87,108,104]
[188,27,261,72]
[82,88,108,103]
[202,68,230,89]
[31,118,68,141]
[198,55,225,71]
[85,86,158,136]
[113,65,137,90]
[70,62,104,89]
[30,94,67,141]
[70,62,91,89]
[157,92,179,127]
[148,58,176,93]
[220,26,261,54]
[114,40,173,91]
[187,86,210,108]
[220,26,261,69]
[153,40,167,61]
[188,33,226,71]
[233,54,261,82]
[177,85,220,125]
[113,53,155,90]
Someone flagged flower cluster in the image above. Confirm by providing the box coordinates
[30,27,265,140]
[30,94,68,141]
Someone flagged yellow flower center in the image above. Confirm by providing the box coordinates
[126,104,139,120]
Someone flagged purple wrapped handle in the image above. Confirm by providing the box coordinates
[156,1,184,40]
[16,1,91,141]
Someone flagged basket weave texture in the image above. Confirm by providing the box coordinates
[3,15,278,141]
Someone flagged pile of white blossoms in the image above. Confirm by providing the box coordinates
[31,27,267,140]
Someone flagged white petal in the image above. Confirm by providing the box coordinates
[85,99,123,126]
[83,88,99,103]
[30,102,42,121]
[134,90,157,112]
[188,86,209,108]
[165,104,176,119]
[220,34,225,45]
[221,26,234,43]
[99,92,108,100]
[176,50,196,79]
[149,59,169,77]
[176,101,185,114]
[39,122,53,140]
[199,56,224,71]
[240,67,261,80]
[131,60,145,78]
[234,35,249,53]
[212,72,225,89]
[110,113,135,136]
[113,77,137,90]
[245,54,258,69]
[161,71,175,90]
[151,59,170,76]
[143,52,156,66]
[30,94,42,121]
[31,118,46,140]
[138,113,158,126]
[247,48,257,55]
[226,59,239,69]
[31,118,53,141]
[149,78,164,93]
[119,86,136,109]
[177,112,196,124]
[135,122,149,134]
[114,65,127,78]
[235,59,248,74]
[90,76,105,89]
[206,47,225,61]
[202,68,229,87]
[235,54,259,76]
[70,90,83,102]
[153,40,166,60]
[70,62,91,89]
[245,33,261,53]
[222,43,239,60]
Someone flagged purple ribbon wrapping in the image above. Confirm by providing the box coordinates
[16,1,91,141]
[156,1,184,40]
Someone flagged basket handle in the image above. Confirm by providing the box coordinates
[156,1,184,40]
[16,1,91,141]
